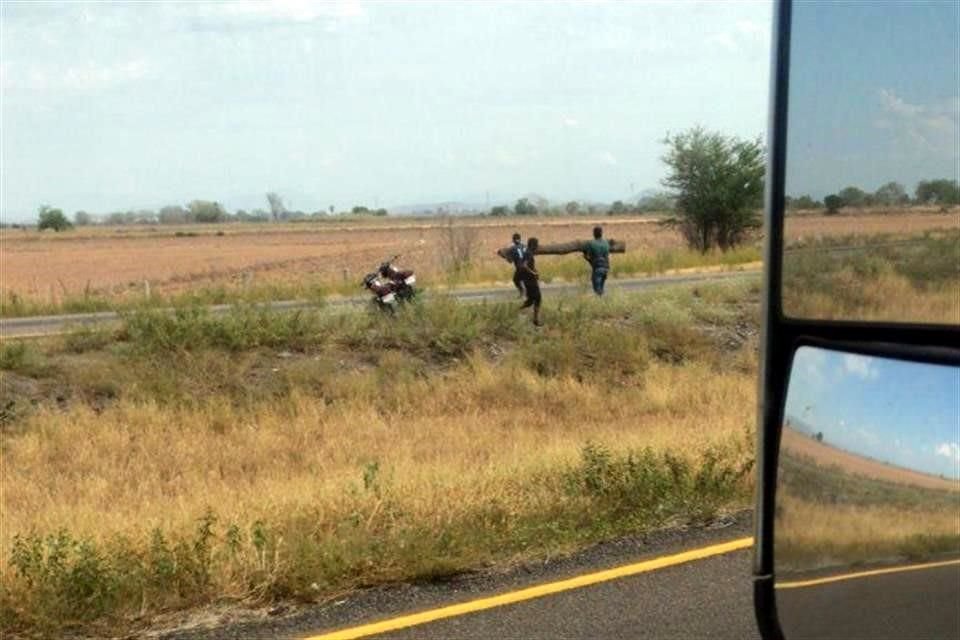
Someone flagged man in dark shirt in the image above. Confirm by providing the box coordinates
[584,225,611,295]
[519,237,542,326]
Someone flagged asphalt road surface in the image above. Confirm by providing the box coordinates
[777,560,960,640]
[0,270,758,339]
[357,547,757,640]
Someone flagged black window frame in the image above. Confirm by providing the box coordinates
[753,1,960,638]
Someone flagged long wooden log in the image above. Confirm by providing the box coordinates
[498,239,626,258]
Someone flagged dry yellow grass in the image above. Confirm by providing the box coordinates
[775,494,960,573]
[783,271,960,324]
[1,276,760,633]
[1,359,754,554]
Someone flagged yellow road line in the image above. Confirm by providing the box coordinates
[777,558,960,590]
[305,536,753,640]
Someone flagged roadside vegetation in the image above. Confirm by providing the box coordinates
[0,243,761,319]
[1,280,759,637]
[775,449,960,572]
[782,228,960,323]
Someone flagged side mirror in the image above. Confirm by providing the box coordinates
[773,347,959,639]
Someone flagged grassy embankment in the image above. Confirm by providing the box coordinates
[1,280,759,636]
[782,229,959,323]
[776,450,960,572]
[0,243,761,319]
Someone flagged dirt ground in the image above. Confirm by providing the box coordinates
[1,210,955,300]
[781,426,958,492]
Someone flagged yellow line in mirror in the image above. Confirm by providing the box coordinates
[777,558,960,590]
[304,536,754,640]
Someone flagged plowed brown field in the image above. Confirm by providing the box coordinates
[781,426,958,492]
[1,210,955,301]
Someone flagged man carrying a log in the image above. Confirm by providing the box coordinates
[583,226,611,295]
[508,232,526,297]
[518,237,542,326]
[496,232,527,297]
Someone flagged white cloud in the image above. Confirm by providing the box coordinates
[563,116,579,128]
[935,442,960,463]
[876,89,959,155]
[842,354,879,381]
[794,347,827,387]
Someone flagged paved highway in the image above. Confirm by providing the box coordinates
[777,560,960,640]
[0,269,758,339]
[351,546,758,640]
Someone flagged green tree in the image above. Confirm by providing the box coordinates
[37,205,73,232]
[158,205,190,224]
[838,186,868,208]
[823,194,844,214]
[609,200,627,215]
[915,179,960,205]
[660,126,765,252]
[73,210,93,226]
[873,181,909,206]
[514,198,538,216]
[565,200,581,215]
[788,195,822,210]
[635,191,675,212]
[187,200,226,223]
[489,205,509,217]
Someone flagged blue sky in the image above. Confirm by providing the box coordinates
[0,0,773,221]
[786,1,960,199]
[786,347,960,481]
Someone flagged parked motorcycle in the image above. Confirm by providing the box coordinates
[377,255,417,302]
[362,272,400,312]
[362,256,417,312]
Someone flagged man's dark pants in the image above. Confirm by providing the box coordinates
[591,267,608,295]
[513,269,525,295]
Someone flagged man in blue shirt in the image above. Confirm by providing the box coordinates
[584,226,611,295]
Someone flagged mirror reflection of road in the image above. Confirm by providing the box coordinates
[777,560,960,640]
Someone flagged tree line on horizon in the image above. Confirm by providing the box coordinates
[14,126,959,247]
[786,179,960,214]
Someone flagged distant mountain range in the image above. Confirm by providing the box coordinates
[387,189,661,216]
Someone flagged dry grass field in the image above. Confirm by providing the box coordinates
[1,210,955,314]
[776,430,960,574]
[781,427,958,492]
[1,280,758,635]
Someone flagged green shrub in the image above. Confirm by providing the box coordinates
[566,442,754,524]
[0,342,53,377]
[119,306,323,353]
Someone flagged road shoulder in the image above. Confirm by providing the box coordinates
[154,510,753,640]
